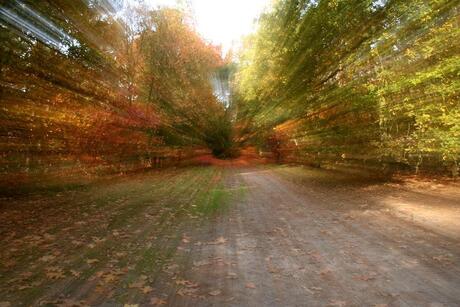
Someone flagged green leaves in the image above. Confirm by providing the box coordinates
[235,0,460,175]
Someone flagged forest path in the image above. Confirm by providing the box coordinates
[1,165,460,306]
[168,166,460,307]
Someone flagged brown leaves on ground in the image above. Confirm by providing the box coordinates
[176,279,201,298]
[245,282,256,289]
[95,269,125,284]
[150,297,167,305]
[208,289,222,296]
[39,255,56,262]
[192,260,211,267]
[142,286,153,294]
[86,258,99,265]
[352,272,378,282]
[328,300,347,307]
[182,234,191,244]
[45,266,66,279]
[207,236,227,245]
[128,275,153,294]
[41,299,90,307]
[70,270,81,277]
[432,254,454,264]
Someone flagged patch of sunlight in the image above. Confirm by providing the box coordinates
[380,197,460,239]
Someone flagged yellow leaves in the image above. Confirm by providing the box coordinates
[328,0,339,9]
[404,48,416,60]
[45,266,66,279]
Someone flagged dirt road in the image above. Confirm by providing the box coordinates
[1,165,459,306]
[166,166,460,307]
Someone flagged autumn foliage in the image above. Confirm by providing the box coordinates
[0,1,232,192]
[235,0,460,176]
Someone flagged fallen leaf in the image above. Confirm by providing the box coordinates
[329,300,347,307]
[193,260,210,267]
[177,287,198,297]
[150,297,167,306]
[142,286,153,294]
[175,279,198,288]
[115,252,127,257]
[129,281,146,289]
[70,270,81,277]
[432,255,453,263]
[45,267,65,279]
[18,285,32,290]
[92,237,106,243]
[86,259,99,265]
[245,282,256,289]
[20,271,33,279]
[208,237,227,245]
[39,255,56,262]
[353,274,376,281]
[209,289,221,296]
[52,299,90,307]
[101,273,118,283]
[0,302,11,307]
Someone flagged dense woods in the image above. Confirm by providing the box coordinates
[0,1,232,192]
[235,0,459,176]
[0,0,459,194]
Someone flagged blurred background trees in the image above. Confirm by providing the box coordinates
[1,0,458,194]
[235,0,460,176]
[0,0,231,192]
